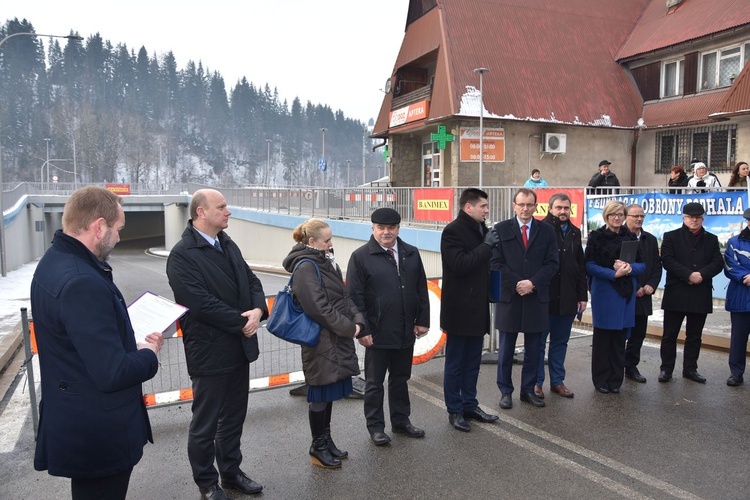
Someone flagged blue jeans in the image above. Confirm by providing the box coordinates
[536,314,575,387]
[443,334,484,413]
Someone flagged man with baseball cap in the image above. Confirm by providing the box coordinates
[347,208,430,446]
[588,160,621,195]
[658,202,723,383]
[723,208,750,386]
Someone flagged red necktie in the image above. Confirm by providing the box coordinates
[387,248,395,261]
[521,224,529,249]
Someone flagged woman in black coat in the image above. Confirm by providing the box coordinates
[668,165,689,193]
[282,218,364,469]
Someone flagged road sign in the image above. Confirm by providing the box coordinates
[318,158,327,172]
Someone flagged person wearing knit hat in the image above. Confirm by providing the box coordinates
[687,162,721,194]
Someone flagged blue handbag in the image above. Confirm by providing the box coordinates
[266,259,322,347]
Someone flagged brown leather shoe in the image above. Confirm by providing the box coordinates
[550,384,574,398]
[534,385,545,399]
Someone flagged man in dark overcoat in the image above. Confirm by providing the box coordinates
[347,208,430,446]
[440,188,500,432]
[31,186,164,500]
[658,202,723,384]
[535,193,587,399]
[167,189,268,499]
[492,188,559,409]
[624,204,662,383]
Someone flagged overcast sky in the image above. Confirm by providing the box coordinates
[3,1,409,124]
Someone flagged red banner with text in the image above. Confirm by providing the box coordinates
[413,188,455,222]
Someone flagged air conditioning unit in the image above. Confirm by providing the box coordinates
[542,133,567,154]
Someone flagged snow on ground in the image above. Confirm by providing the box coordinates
[0,261,39,340]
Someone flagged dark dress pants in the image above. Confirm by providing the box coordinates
[188,363,250,488]
[591,327,626,390]
[660,311,707,374]
[443,334,484,414]
[497,331,542,394]
[625,314,648,370]
[364,346,414,433]
[729,312,750,377]
[71,467,132,500]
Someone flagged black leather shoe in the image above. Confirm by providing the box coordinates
[392,422,425,438]
[625,367,647,383]
[464,407,499,423]
[448,413,471,432]
[610,387,620,394]
[221,472,263,495]
[727,374,744,386]
[499,393,513,409]
[683,371,706,383]
[370,431,391,446]
[200,483,229,500]
[519,392,546,407]
[596,387,610,393]
[658,371,672,383]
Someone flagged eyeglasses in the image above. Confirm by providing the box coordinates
[684,215,704,220]
[627,215,645,219]
[514,203,536,208]
[607,213,625,219]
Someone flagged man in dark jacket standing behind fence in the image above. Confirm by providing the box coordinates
[167,189,267,500]
[440,188,500,432]
[347,208,430,446]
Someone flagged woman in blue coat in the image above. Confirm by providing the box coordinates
[585,201,644,393]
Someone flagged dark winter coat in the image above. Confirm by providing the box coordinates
[491,218,559,333]
[585,227,645,330]
[541,214,587,316]
[668,173,689,193]
[632,230,663,316]
[661,225,723,314]
[587,171,621,195]
[282,244,364,386]
[346,236,430,349]
[166,221,268,377]
[440,210,493,336]
[30,230,158,479]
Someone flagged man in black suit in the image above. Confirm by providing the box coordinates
[440,188,500,432]
[658,202,723,384]
[492,188,559,409]
[624,204,662,383]
[167,189,268,500]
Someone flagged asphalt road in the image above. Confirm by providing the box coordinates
[1,239,748,499]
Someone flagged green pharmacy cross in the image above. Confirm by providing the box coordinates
[382,145,389,161]
[431,125,454,150]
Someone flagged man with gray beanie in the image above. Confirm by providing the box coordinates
[347,208,430,446]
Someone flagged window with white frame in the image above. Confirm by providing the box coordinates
[701,44,745,90]
[662,59,684,97]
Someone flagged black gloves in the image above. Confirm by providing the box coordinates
[483,229,499,248]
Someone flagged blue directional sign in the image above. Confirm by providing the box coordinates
[318,158,327,172]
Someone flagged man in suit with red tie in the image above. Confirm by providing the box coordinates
[492,188,559,409]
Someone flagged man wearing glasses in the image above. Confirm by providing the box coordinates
[491,188,559,409]
[624,205,662,384]
[658,203,723,384]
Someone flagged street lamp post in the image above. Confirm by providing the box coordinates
[473,67,490,187]
[265,139,272,186]
[0,31,82,277]
[346,160,351,187]
[320,128,327,188]
[44,138,50,189]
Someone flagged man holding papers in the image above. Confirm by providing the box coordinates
[167,188,268,500]
[30,186,163,500]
